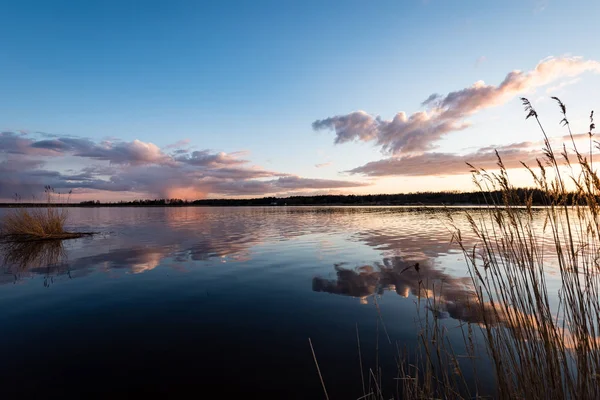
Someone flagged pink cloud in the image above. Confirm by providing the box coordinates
[0,133,370,201]
[347,134,592,177]
[176,150,248,167]
[75,139,173,165]
[475,55,487,67]
[0,132,61,157]
[163,138,191,150]
[313,56,600,155]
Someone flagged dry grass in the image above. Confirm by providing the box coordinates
[330,98,600,399]
[0,186,89,241]
[1,207,68,239]
[446,97,600,399]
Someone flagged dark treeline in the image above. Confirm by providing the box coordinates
[0,188,587,207]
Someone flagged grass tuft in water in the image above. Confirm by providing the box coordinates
[0,186,90,242]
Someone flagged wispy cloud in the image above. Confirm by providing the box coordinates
[315,161,333,168]
[163,139,190,150]
[546,78,581,94]
[210,176,370,196]
[313,56,600,155]
[534,0,548,14]
[475,55,487,67]
[347,134,590,177]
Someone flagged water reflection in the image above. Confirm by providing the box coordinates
[0,207,560,398]
[69,246,172,274]
[0,207,483,288]
[0,239,67,285]
[313,257,487,323]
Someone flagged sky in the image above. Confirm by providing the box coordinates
[1,0,600,201]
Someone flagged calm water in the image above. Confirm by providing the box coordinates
[0,206,531,398]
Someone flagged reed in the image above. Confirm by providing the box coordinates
[444,97,600,399]
[340,98,600,399]
[0,186,73,241]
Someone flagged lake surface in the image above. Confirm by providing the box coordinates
[0,206,526,398]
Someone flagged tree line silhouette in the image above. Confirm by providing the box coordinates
[0,188,587,207]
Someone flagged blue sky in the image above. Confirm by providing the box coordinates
[1,0,600,200]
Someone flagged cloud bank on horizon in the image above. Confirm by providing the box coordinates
[346,134,590,177]
[0,131,369,201]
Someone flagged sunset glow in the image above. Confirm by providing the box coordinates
[2,1,599,201]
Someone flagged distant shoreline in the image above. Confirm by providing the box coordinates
[0,203,483,208]
[0,188,585,207]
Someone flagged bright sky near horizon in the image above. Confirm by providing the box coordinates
[2,0,600,201]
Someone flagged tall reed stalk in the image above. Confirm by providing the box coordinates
[347,98,600,400]
[446,97,600,399]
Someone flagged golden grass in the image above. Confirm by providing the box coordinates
[1,207,68,239]
[404,97,600,399]
[446,98,600,399]
[0,187,91,242]
[338,98,600,399]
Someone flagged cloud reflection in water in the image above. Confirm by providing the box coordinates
[313,256,488,324]
[0,207,479,288]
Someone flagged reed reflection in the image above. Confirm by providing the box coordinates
[1,239,68,285]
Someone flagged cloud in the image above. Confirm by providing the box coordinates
[475,55,487,67]
[0,158,73,199]
[163,139,191,150]
[0,132,60,156]
[348,148,536,177]
[176,150,248,167]
[210,176,370,196]
[15,134,171,166]
[313,56,600,155]
[11,133,256,169]
[273,189,348,197]
[30,137,96,153]
[315,161,333,168]
[274,176,369,189]
[0,132,369,200]
[201,166,285,180]
[347,134,590,177]
[313,109,471,154]
[74,139,173,165]
[546,78,581,94]
[0,163,368,200]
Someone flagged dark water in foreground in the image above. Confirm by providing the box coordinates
[0,207,498,399]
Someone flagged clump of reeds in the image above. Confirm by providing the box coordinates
[340,98,600,400]
[0,186,79,241]
[446,97,600,399]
